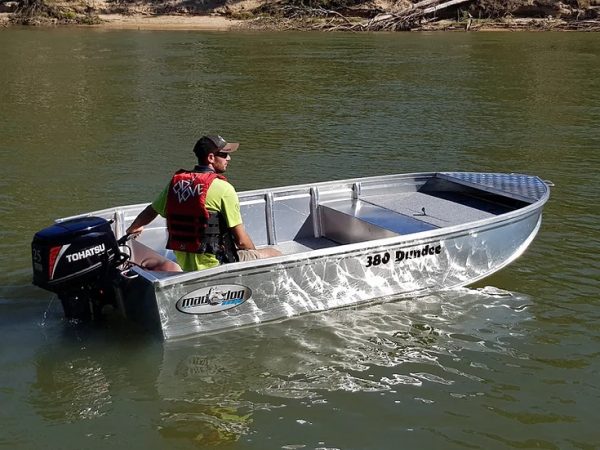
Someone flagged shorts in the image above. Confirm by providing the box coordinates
[237,249,263,262]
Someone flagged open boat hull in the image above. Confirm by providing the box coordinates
[57,172,550,340]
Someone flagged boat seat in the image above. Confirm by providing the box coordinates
[364,191,496,227]
[319,199,435,244]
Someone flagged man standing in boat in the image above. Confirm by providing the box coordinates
[126,135,281,271]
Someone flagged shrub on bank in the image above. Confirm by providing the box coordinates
[10,0,101,24]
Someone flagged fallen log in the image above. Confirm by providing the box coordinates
[332,0,476,31]
[422,0,474,15]
[265,0,479,32]
[403,0,446,12]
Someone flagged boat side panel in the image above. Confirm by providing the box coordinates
[271,192,314,243]
[151,209,543,340]
[239,196,269,247]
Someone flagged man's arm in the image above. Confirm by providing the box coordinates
[126,204,159,234]
[230,223,256,250]
[221,183,279,257]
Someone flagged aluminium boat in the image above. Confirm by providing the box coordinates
[31,172,550,340]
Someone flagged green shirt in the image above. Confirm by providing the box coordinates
[152,177,242,271]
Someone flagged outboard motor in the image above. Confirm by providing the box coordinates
[31,216,129,321]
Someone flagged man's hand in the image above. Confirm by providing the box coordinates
[126,224,144,234]
[126,205,158,235]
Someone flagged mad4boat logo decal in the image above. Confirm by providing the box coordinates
[176,284,252,315]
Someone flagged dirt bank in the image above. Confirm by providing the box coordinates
[93,13,242,30]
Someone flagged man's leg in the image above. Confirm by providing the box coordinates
[237,247,281,262]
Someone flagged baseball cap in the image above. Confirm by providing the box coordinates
[193,135,239,159]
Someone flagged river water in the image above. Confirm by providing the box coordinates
[1,29,599,449]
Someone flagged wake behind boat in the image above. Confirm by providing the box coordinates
[31,172,550,340]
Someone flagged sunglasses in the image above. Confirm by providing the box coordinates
[214,151,230,159]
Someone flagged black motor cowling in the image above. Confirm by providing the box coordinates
[32,216,127,321]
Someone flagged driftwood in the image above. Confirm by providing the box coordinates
[422,0,474,15]
[325,0,476,32]
[560,19,600,31]
[249,0,599,32]
[402,0,454,13]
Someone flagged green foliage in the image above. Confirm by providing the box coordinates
[61,9,76,19]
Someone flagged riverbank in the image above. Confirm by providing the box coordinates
[0,6,243,29]
[2,13,597,32]
[1,0,599,31]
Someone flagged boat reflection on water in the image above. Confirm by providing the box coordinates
[155,286,534,443]
[29,286,533,446]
